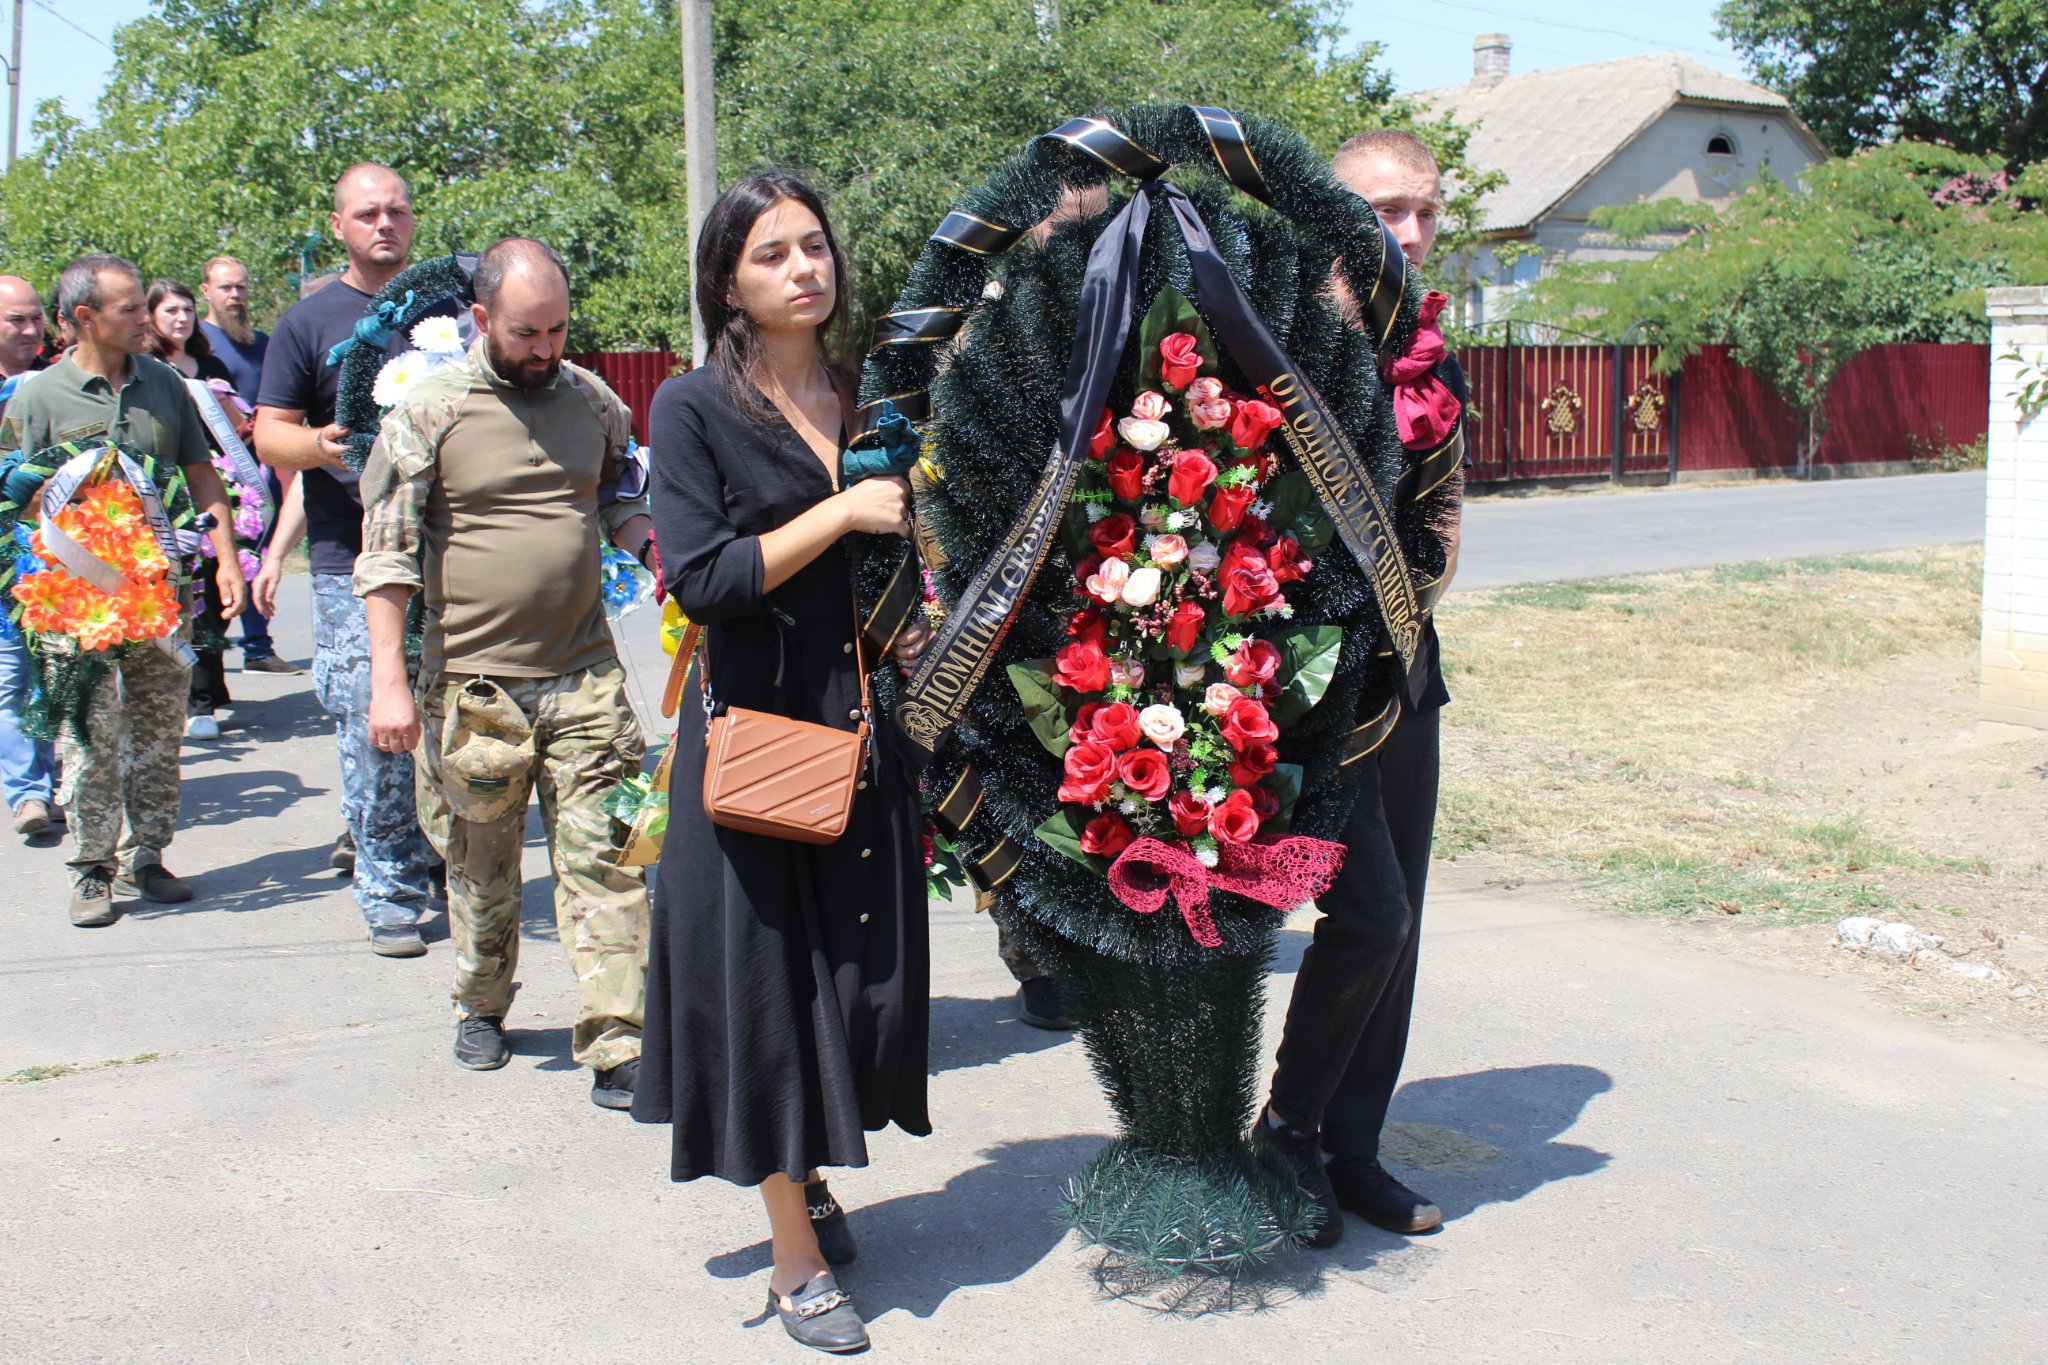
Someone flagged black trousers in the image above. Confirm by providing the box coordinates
[188,569,231,714]
[1269,700,1440,1159]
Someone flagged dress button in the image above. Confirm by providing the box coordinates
[848,708,862,720]
[856,780,867,791]
[841,642,853,654]
[860,848,871,858]
[859,913,870,924]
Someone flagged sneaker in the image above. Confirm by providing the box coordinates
[68,870,121,927]
[1328,1156,1444,1234]
[184,712,221,741]
[1249,1108,1345,1248]
[1016,976,1074,1030]
[368,924,427,958]
[118,862,194,903]
[242,654,303,675]
[591,1057,638,1110]
[12,798,51,837]
[329,831,356,876]
[454,1014,509,1070]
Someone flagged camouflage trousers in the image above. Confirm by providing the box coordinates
[415,660,649,1070]
[53,636,190,884]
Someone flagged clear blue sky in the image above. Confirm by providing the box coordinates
[23,0,1748,136]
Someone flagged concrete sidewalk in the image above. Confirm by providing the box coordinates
[3,572,2042,1362]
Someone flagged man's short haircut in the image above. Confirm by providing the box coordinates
[202,255,246,285]
[332,162,413,213]
[56,253,141,326]
[473,237,571,310]
[1335,130,1441,178]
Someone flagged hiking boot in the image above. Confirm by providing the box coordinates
[1328,1156,1443,1234]
[12,798,50,837]
[329,831,355,875]
[368,924,427,958]
[1249,1109,1344,1248]
[118,863,194,903]
[68,870,121,927]
[242,654,303,675]
[1016,976,1074,1030]
[454,1014,509,1070]
[591,1057,637,1110]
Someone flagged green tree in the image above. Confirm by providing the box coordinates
[1716,0,2048,169]
[1513,143,2048,471]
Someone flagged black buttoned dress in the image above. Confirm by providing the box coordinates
[632,365,931,1185]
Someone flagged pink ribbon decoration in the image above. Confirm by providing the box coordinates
[1107,835,1347,948]
[1382,290,1462,451]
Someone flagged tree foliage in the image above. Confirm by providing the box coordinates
[0,0,1481,350]
[1512,143,2048,468]
[1716,0,2048,169]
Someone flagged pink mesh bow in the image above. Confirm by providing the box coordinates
[1382,290,1462,451]
[1107,836,1347,948]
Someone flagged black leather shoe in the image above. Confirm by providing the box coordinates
[1016,977,1074,1030]
[1249,1112,1343,1248]
[805,1179,858,1266]
[453,1014,509,1070]
[591,1058,637,1110]
[768,1271,868,1353]
[1328,1156,1443,1234]
[118,862,193,903]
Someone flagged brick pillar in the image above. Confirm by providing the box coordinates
[1982,287,2048,734]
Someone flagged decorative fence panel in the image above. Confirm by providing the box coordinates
[567,351,685,444]
[1458,341,1673,483]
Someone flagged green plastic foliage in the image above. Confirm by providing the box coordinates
[1136,287,1219,388]
[1270,625,1342,726]
[1034,806,1110,877]
[1007,659,1072,758]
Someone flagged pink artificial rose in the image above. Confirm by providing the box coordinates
[1131,391,1171,422]
[1148,534,1188,566]
[1204,682,1241,717]
[1188,396,1234,431]
[1085,557,1130,605]
[1186,376,1224,403]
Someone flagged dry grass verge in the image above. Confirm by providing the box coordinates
[1434,546,2048,1031]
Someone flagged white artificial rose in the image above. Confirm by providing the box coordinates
[1138,703,1187,747]
[1120,565,1163,608]
[1187,540,1222,572]
[1174,660,1208,688]
[1118,417,1171,451]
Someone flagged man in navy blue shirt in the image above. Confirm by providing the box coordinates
[199,254,297,676]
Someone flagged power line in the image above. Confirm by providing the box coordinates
[28,0,112,53]
[1414,0,1738,63]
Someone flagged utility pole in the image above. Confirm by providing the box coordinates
[7,0,22,170]
[680,0,716,365]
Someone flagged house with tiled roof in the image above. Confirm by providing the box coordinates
[1417,35,1829,327]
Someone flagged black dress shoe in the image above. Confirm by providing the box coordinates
[1328,1156,1443,1233]
[805,1179,858,1266]
[591,1058,637,1110]
[1249,1113,1343,1248]
[453,1014,509,1070]
[1016,976,1074,1030]
[768,1271,868,1353]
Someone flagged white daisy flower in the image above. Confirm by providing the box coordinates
[1119,799,1139,815]
[372,350,431,407]
[1195,844,1220,868]
[1206,785,1229,804]
[410,316,465,355]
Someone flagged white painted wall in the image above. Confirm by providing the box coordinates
[1982,287,2048,732]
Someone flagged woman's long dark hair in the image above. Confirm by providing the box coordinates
[694,171,853,421]
[145,278,214,363]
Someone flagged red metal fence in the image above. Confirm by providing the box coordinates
[567,351,685,443]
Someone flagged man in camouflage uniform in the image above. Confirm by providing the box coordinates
[355,238,654,1109]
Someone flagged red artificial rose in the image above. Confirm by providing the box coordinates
[1169,790,1212,837]
[1068,605,1106,647]
[1208,789,1261,845]
[1221,556,1282,618]
[1267,536,1312,585]
[1081,811,1136,859]
[1229,743,1278,786]
[1208,483,1254,532]
[1117,748,1171,800]
[1224,638,1281,689]
[1167,450,1218,507]
[1054,637,1112,693]
[1059,741,1117,805]
[1105,447,1145,502]
[1089,407,1116,459]
[1088,512,1137,560]
[1249,783,1281,821]
[1068,701,1104,745]
[1164,599,1206,654]
[1220,696,1280,750]
[1159,332,1202,389]
[1088,701,1142,752]
[1229,398,1283,451]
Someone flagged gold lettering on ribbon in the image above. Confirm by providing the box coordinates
[1267,371,1422,667]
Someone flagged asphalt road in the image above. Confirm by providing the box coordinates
[4,473,2038,1362]
[1454,471,1987,591]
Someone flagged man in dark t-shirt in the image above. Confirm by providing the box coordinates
[254,163,454,958]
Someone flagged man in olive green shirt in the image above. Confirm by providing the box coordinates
[0,254,246,926]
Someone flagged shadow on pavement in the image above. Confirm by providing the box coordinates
[1382,1062,1613,1224]
[928,993,1075,1074]
[206,686,333,743]
[124,842,348,917]
[177,767,327,828]
[705,1135,1100,1319]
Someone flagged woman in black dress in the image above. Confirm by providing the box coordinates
[633,172,932,1353]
